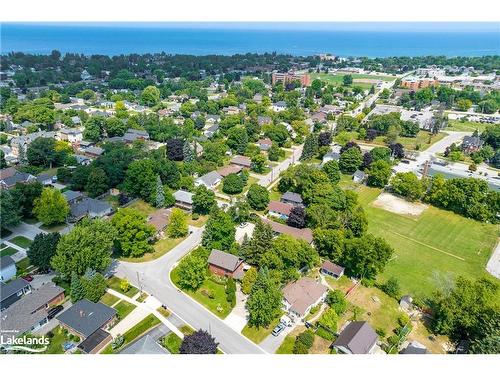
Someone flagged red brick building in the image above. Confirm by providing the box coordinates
[272,72,311,87]
[208,249,245,280]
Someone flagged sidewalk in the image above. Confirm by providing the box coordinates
[106,288,184,339]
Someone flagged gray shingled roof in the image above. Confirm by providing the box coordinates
[196,171,222,187]
[208,249,243,272]
[70,198,111,220]
[333,321,378,354]
[173,190,193,204]
[281,191,303,204]
[57,299,116,337]
[0,256,15,270]
[0,278,30,302]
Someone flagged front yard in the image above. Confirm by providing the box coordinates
[114,300,136,320]
[171,268,233,319]
[9,236,32,249]
[107,276,139,298]
[119,235,186,263]
[241,315,282,344]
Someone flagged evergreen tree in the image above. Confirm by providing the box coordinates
[183,140,195,162]
[243,219,274,265]
[155,175,165,208]
[300,133,319,161]
[70,271,85,302]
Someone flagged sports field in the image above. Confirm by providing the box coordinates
[355,186,499,300]
[311,72,396,90]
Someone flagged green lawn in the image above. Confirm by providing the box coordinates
[126,199,156,215]
[39,223,68,232]
[311,72,395,90]
[446,119,489,133]
[23,217,39,225]
[171,268,232,319]
[9,236,32,249]
[268,188,282,202]
[188,214,209,227]
[0,247,18,257]
[115,300,136,320]
[119,235,186,263]
[16,258,32,275]
[180,325,195,335]
[157,306,171,318]
[100,292,120,307]
[102,314,161,354]
[355,185,499,299]
[241,315,282,344]
[276,334,295,354]
[163,332,182,354]
[107,276,139,298]
[44,327,67,354]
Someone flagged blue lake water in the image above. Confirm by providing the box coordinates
[1,23,499,57]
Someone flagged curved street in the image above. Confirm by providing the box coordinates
[112,226,266,354]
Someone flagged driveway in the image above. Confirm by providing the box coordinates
[259,320,297,354]
[112,226,265,354]
[256,144,303,187]
[223,284,248,333]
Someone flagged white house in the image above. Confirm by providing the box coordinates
[0,256,17,282]
[194,171,222,190]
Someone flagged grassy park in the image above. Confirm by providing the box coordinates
[311,72,396,90]
[354,185,499,299]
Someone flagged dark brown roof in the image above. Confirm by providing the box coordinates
[333,321,378,354]
[208,249,243,272]
[230,155,251,167]
[262,218,313,243]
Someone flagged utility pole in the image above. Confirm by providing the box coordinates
[136,271,142,294]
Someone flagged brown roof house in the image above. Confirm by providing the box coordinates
[282,277,327,320]
[267,201,293,220]
[147,208,170,238]
[208,249,245,280]
[217,164,243,177]
[332,321,379,354]
[262,218,313,244]
[320,260,345,280]
[230,155,252,168]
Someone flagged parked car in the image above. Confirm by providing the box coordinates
[22,274,34,282]
[304,321,313,329]
[271,323,286,336]
[47,305,64,320]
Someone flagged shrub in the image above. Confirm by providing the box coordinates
[200,288,214,299]
[112,335,124,350]
[120,278,131,293]
[297,330,315,348]
[191,213,200,220]
[325,290,347,315]
[381,277,401,299]
[397,314,410,328]
[376,328,387,338]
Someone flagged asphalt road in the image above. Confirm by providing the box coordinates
[112,226,266,354]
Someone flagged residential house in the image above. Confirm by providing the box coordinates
[173,190,194,211]
[222,106,240,115]
[75,155,92,166]
[267,201,293,220]
[311,111,328,124]
[58,128,83,144]
[320,260,345,279]
[63,191,112,222]
[0,256,16,282]
[0,167,36,189]
[230,155,252,169]
[272,101,287,112]
[353,170,367,184]
[217,164,243,177]
[282,277,327,319]
[207,249,245,280]
[257,116,272,126]
[332,321,379,354]
[322,151,340,165]
[0,283,64,340]
[203,124,219,138]
[147,208,170,238]
[401,341,428,354]
[84,146,105,158]
[195,171,222,190]
[57,299,116,354]
[0,278,32,311]
[257,138,273,151]
[205,115,220,124]
[461,135,484,154]
[261,218,313,244]
[36,173,53,186]
[280,191,304,207]
[10,131,57,158]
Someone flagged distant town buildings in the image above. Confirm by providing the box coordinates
[272,72,311,87]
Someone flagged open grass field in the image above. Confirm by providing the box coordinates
[311,72,396,90]
[171,268,232,319]
[126,199,156,216]
[354,185,499,300]
[446,119,489,133]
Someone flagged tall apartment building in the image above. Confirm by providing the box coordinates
[272,72,311,87]
[400,76,438,90]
